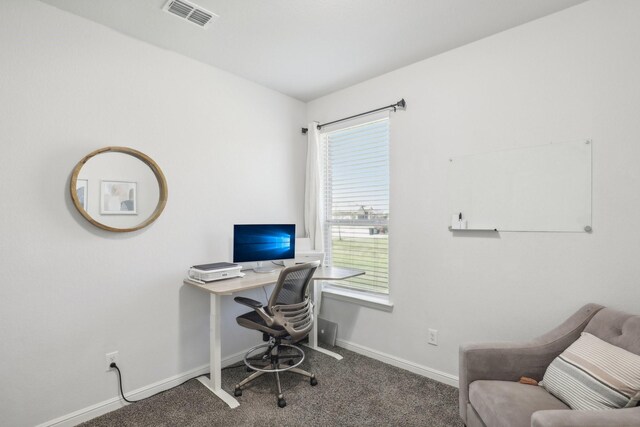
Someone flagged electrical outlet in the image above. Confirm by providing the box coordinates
[428,329,438,346]
[105,351,119,371]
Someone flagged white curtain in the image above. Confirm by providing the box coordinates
[304,122,324,252]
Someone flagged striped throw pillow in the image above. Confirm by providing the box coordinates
[541,332,640,410]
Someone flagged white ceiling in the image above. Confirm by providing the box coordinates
[39,0,587,101]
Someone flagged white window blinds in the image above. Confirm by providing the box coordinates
[321,118,389,294]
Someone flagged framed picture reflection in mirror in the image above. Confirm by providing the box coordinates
[100,180,137,215]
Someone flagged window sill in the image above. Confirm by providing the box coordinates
[321,284,394,312]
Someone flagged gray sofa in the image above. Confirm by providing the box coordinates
[459,304,640,427]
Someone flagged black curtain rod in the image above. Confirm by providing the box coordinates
[301,98,406,135]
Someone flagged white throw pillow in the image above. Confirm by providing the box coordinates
[541,332,640,410]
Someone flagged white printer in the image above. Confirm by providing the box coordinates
[283,238,325,266]
[187,262,244,283]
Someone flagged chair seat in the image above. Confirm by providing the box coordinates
[236,310,288,337]
[469,380,569,427]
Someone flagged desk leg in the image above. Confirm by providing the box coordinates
[304,281,343,361]
[197,294,240,408]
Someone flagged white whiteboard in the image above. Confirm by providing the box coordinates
[448,140,592,232]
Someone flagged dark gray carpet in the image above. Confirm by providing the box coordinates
[82,346,463,426]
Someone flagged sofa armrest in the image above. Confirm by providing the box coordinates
[459,303,603,423]
[531,407,640,427]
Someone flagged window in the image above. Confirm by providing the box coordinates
[321,118,389,294]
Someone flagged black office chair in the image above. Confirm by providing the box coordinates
[233,261,320,408]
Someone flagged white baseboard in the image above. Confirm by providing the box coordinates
[335,338,459,388]
[38,350,248,427]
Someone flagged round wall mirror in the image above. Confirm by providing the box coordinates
[70,147,168,232]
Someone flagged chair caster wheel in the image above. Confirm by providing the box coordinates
[234,388,242,397]
[277,398,286,408]
[310,377,318,386]
[287,359,295,366]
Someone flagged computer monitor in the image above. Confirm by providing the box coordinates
[233,224,296,273]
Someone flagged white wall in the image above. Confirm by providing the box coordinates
[308,0,640,380]
[0,1,306,425]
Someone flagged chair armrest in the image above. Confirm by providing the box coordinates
[459,303,603,423]
[531,407,640,427]
[234,296,263,309]
[234,297,276,326]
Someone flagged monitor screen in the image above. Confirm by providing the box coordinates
[233,224,296,263]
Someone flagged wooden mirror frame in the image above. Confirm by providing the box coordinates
[70,146,168,232]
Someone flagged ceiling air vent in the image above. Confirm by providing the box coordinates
[163,0,217,28]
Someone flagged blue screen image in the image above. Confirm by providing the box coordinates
[233,224,296,263]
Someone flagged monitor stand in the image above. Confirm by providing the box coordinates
[253,261,275,274]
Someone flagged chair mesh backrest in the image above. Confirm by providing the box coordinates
[269,264,316,308]
[268,262,319,341]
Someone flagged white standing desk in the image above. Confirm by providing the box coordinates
[184,266,364,408]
